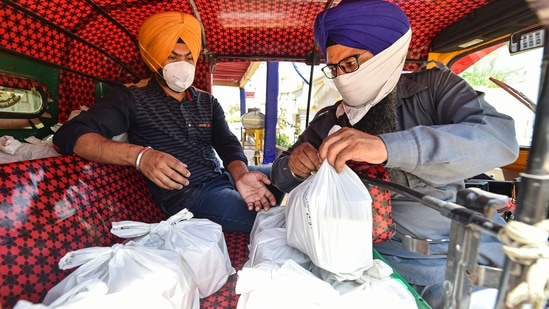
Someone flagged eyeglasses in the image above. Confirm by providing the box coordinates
[321,52,367,79]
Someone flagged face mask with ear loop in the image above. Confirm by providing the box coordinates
[333,29,411,125]
[162,61,196,92]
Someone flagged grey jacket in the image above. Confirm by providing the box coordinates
[271,66,519,286]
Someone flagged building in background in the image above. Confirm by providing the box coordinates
[212,61,340,152]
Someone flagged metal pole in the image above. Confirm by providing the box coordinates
[495,21,549,309]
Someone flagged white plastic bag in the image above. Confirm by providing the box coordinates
[250,206,286,241]
[246,207,309,267]
[110,208,235,298]
[18,278,178,309]
[43,242,199,309]
[236,260,339,309]
[14,280,108,309]
[0,135,22,154]
[285,160,373,280]
[309,259,418,308]
[247,227,310,268]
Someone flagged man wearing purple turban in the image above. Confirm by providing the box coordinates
[272,0,519,307]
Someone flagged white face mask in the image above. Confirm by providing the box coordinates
[162,61,195,92]
[333,29,412,125]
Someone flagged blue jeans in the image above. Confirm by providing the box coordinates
[165,165,285,232]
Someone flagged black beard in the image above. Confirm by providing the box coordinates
[336,88,398,135]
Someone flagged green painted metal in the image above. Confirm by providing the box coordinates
[0,52,60,141]
[373,249,432,309]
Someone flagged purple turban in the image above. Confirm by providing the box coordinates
[314,0,410,57]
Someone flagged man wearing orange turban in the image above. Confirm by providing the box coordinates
[54,12,284,234]
[138,12,202,75]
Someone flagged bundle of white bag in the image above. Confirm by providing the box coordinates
[14,209,234,309]
[110,208,235,298]
[236,161,418,309]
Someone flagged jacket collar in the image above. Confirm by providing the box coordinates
[398,73,428,99]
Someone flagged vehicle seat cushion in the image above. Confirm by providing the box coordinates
[0,155,250,309]
[0,156,167,308]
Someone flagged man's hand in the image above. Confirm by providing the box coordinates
[234,171,276,212]
[318,127,388,172]
[288,142,321,178]
[72,133,191,190]
[138,149,191,190]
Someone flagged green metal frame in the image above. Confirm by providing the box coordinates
[0,52,60,141]
[373,249,432,309]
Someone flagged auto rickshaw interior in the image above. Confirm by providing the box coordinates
[1,0,548,308]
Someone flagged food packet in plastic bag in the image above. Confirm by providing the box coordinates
[250,206,286,241]
[236,260,339,309]
[309,259,418,308]
[110,208,235,298]
[285,159,373,281]
[246,227,310,268]
[14,280,108,309]
[42,242,199,309]
[15,279,175,309]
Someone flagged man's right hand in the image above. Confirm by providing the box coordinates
[73,133,191,190]
[137,149,191,190]
[287,142,321,179]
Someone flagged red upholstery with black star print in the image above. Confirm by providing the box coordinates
[0,155,250,309]
[0,155,167,308]
[346,161,394,243]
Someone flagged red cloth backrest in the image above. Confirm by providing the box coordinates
[0,155,167,308]
[346,161,394,243]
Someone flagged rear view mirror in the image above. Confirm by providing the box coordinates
[509,24,545,54]
[0,71,50,119]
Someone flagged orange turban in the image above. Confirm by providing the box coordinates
[138,12,202,73]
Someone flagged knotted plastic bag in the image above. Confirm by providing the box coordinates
[249,206,286,241]
[285,160,373,281]
[236,260,339,309]
[246,207,309,268]
[110,208,234,298]
[247,227,311,268]
[309,259,418,308]
[43,242,199,309]
[15,279,175,309]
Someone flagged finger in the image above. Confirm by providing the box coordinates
[170,161,191,178]
[333,150,350,173]
[318,130,340,159]
[165,168,191,187]
[149,164,188,188]
[147,165,191,190]
[289,149,319,176]
[301,143,322,167]
[152,174,186,190]
[303,149,321,170]
[319,128,355,160]
[255,197,269,211]
[319,133,338,161]
[265,191,276,206]
[257,172,272,186]
[321,137,350,170]
[288,159,310,176]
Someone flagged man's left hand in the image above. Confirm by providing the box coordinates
[235,171,276,211]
